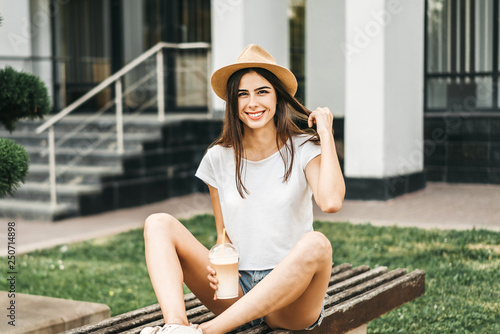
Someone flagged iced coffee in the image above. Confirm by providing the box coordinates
[209,242,239,299]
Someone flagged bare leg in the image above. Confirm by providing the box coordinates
[143,213,243,325]
[200,231,332,334]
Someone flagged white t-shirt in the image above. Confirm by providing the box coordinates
[195,134,321,270]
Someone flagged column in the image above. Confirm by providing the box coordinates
[343,0,426,199]
[305,0,345,117]
[211,0,289,114]
[30,0,53,99]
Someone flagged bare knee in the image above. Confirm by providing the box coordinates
[144,213,179,240]
[298,231,332,267]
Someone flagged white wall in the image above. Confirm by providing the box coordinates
[210,0,289,114]
[0,0,32,66]
[305,0,345,116]
[0,0,54,98]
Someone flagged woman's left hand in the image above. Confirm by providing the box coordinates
[308,107,333,137]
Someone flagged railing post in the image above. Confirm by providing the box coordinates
[115,78,124,154]
[206,48,213,118]
[48,126,57,207]
[157,49,165,122]
[61,62,67,108]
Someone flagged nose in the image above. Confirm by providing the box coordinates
[248,93,258,109]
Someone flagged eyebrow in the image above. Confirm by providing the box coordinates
[238,86,272,92]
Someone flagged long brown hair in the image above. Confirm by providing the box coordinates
[211,67,319,197]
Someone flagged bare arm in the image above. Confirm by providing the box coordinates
[305,107,345,213]
[207,184,235,300]
[208,184,232,244]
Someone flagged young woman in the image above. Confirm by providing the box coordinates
[141,44,345,334]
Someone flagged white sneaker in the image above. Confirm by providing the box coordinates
[140,324,203,334]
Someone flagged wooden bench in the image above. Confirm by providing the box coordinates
[63,263,425,334]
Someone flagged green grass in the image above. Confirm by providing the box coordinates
[1,214,499,333]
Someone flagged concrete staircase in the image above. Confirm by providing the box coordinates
[0,113,221,221]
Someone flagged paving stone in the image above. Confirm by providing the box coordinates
[0,292,110,334]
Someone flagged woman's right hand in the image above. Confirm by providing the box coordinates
[206,265,219,300]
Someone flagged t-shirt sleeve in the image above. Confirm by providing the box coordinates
[300,137,322,171]
[195,148,218,189]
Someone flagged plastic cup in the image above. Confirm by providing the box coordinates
[209,243,239,299]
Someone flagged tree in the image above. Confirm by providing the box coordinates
[0,14,52,198]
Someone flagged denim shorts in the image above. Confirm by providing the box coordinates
[239,269,325,330]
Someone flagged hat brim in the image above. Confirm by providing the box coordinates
[211,62,298,101]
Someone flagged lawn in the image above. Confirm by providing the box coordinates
[1,214,498,333]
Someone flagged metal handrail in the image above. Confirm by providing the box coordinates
[36,41,210,134]
[39,70,157,157]
[35,41,211,207]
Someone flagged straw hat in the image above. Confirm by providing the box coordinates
[211,44,298,101]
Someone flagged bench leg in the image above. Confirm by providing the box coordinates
[346,324,367,334]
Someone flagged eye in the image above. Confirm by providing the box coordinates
[238,92,248,97]
[258,90,269,95]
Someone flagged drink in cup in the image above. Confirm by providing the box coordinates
[209,242,239,299]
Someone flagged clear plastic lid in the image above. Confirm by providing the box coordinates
[209,243,239,260]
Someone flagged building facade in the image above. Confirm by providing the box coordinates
[0,0,498,202]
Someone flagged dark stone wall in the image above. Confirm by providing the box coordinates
[78,119,223,216]
[424,114,500,184]
[333,114,499,200]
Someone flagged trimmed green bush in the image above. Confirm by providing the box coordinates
[0,66,51,132]
[0,138,29,197]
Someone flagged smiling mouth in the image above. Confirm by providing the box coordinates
[245,111,265,120]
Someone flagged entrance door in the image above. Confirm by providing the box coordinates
[52,0,122,110]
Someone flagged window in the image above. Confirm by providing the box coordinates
[52,0,112,109]
[425,0,499,112]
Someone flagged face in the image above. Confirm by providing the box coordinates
[237,71,277,132]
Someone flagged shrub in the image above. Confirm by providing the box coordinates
[0,138,29,197]
[0,66,51,132]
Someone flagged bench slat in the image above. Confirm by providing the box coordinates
[103,305,212,334]
[330,263,352,275]
[328,266,388,295]
[123,319,165,334]
[62,303,162,334]
[326,268,408,308]
[329,265,370,285]
[236,324,269,334]
[320,270,425,334]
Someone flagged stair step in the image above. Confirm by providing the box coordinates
[11,182,102,203]
[0,132,161,150]
[11,115,160,133]
[25,146,142,166]
[26,164,123,184]
[11,113,210,133]
[0,199,78,221]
